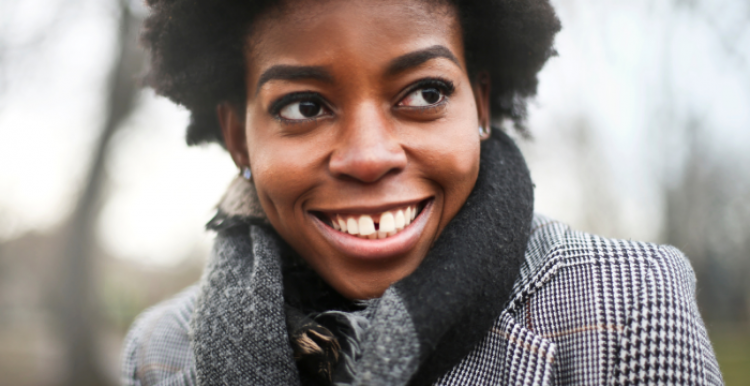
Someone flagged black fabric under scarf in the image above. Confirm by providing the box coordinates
[201,128,534,385]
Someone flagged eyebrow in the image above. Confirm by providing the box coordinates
[385,45,461,77]
[255,45,460,94]
[255,65,333,95]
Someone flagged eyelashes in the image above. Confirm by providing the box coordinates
[268,91,329,120]
[267,77,455,123]
[397,78,455,109]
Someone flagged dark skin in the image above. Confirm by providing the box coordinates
[219,0,491,299]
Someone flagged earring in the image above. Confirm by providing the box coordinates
[241,166,252,181]
[479,126,487,137]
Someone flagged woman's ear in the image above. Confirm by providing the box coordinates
[217,102,250,168]
[472,71,491,140]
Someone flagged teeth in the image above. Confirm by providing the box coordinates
[358,215,375,236]
[380,212,395,233]
[337,217,347,232]
[394,210,405,230]
[347,217,359,235]
[328,203,422,240]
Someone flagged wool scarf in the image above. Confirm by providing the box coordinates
[191,128,534,386]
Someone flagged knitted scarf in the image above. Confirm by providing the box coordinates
[191,128,534,386]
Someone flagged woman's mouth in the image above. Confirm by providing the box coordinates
[309,199,433,260]
[320,202,424,239]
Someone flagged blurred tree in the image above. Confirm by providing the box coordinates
[53,1,144,385]
[1,0,145,382]
[664,119,750,324]
[658,0,750,327]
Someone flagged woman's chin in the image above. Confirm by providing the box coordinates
[337,282,390,301]
[329,262,417,299]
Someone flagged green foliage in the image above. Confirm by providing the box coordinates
[708,324,750,385]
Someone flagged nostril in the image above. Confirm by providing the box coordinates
[328,146,407,183]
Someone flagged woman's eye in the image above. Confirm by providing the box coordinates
[279,100,327,120]
[400,87,445,107]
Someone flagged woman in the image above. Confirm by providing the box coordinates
[122,0,722,385]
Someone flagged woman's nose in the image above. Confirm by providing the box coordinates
[328,105,407,183]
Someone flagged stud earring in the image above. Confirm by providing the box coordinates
[241,166,252,181]
[479,126,487,137]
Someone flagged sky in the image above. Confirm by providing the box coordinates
[0,0,748,266]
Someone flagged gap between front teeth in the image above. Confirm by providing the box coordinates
[330,205,419,239]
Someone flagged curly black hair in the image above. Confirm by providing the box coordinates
[141,0,561,146]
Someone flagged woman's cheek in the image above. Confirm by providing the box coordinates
[250,146,302,221]
[253,137,326,214]
[421,122,481,182]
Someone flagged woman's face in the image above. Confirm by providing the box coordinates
[221,0,490,299]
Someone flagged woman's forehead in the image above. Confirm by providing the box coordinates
[245,0,465,85]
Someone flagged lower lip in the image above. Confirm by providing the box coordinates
[310,199,434,261]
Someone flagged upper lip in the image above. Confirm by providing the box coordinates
[309,197,431,216]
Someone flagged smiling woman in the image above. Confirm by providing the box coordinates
[121,0,723,385]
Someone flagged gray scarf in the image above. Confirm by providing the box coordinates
[191,129,534,386]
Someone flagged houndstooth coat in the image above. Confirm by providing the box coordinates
[121,214,723,385]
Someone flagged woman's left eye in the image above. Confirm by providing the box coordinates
[399,87,446,107]
[278,100,328,121]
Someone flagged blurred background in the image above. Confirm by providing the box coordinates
[0,0,748,384]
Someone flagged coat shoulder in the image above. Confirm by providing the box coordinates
[502,214,723,385]
[516,214,699,300]
[121,285,198,386]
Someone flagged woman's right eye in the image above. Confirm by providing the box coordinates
[279,100,327,121]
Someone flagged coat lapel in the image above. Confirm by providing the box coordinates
[434,312,556,386]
